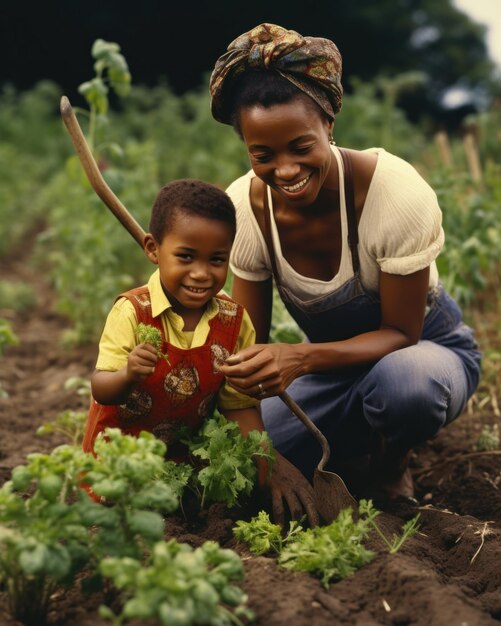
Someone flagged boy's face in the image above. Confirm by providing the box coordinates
[144,212,233,317]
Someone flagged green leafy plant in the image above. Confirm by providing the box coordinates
[136,322,170,364]
[83,429,180,558]
[63,375,92,397]
[0,280,36,313]
[36,409,88,446]
[358,500,421,554]
[0,428,186,625]
[0,318,18,398]
[0,445,96,625]
[475,424,500,451]
[185,413,274,509]
[99,539,253,626]
[233,510,303,555]
[234,502,420,588]
[278,507,376,588]
[0,318,19,356]
[77,39,131,151]
[36,377,92,445]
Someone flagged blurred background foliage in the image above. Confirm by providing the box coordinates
[0,1,499,404]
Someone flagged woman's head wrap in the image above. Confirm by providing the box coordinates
[210,23,343,125]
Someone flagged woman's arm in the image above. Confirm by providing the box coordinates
[232,275,273,343]
[220,267,430,397]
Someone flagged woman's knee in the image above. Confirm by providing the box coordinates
[360,346,457,445]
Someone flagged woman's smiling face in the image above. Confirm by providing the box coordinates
[239,95,336,208]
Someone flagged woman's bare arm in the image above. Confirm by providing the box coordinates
[220,268,430,397]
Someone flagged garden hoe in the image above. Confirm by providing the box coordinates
[59,95,358,524]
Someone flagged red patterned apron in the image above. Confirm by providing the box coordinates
[83,286,244,459]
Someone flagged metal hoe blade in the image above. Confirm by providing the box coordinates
[279,392,358,523]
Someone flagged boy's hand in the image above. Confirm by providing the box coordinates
[263,452,319,528]
[126,343,158,383]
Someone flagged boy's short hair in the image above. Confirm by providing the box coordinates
[149,179,237,242]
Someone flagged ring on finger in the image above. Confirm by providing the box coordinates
[258,383,265,397]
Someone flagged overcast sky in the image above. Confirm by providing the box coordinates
[453,0,501,68]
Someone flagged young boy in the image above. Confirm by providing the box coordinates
[83,179,264,457]
[82,179,317,525]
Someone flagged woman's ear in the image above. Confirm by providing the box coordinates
[143,233,159,265]
[325,118,335,143]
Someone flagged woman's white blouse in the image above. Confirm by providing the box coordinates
[227,147,444,300]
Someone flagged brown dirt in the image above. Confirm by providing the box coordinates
[1,254,501,626]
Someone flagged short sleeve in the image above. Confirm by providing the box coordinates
[95,297,138,371]
[226,173,272,282]
[217,308,260,410]
[364,152,445,276]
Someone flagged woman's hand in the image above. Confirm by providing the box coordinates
[219,343,306,398]
[265,452,319,527]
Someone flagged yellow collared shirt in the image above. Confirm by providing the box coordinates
[96,269,258,410]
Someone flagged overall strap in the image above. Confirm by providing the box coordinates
[261,146,361,283]
[338,148,361,276]
[262,187,283,287]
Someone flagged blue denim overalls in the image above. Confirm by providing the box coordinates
[260,148,482,480]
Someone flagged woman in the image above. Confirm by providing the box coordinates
[209,24,481,509]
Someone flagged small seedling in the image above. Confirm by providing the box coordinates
[136,323,170,364]
[475,424,499,451]
[0,318,19,356]
[234,501,420,588]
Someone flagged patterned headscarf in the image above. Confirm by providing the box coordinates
[210,23,343,125]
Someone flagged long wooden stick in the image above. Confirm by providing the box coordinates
[59,96,146,246]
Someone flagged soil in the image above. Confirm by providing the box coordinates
[1,251,501,626]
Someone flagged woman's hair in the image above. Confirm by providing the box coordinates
[226,70,328,136]
[149,179,236,242]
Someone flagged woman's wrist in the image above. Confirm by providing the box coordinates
[293,342,313,376]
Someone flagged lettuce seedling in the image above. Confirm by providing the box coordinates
[185,414,275,509]
[136,323,170,364]
[83,429,181,559]
[233,510,303,556]
[0,429,186,625]
[279,506,376,587]
[36,409,88,446]
[99,539,254,626]
[0,445,96,625]
[234,501,420,588]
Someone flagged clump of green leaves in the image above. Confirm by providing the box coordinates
[0,445,96,625]
[84,429,180,557]
[36,378,92,445]
[136,322,170,364]
[0,429,183,625]
[279,508,376,588]
[358,500,421,555]
[0,280,36,313]
[99,539,253,626]
[185,413,274,509]
[233,510,303,556]
[36,409,88,446]
[475,424,500,451]
[0,318,18,356]
[0,318,19,398]
[77,39,131,150]
[234,501,420,588]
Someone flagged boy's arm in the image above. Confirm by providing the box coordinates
[92,343,158,404]
[222,407,319,527]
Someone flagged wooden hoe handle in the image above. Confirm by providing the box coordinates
[60,95,146,247]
